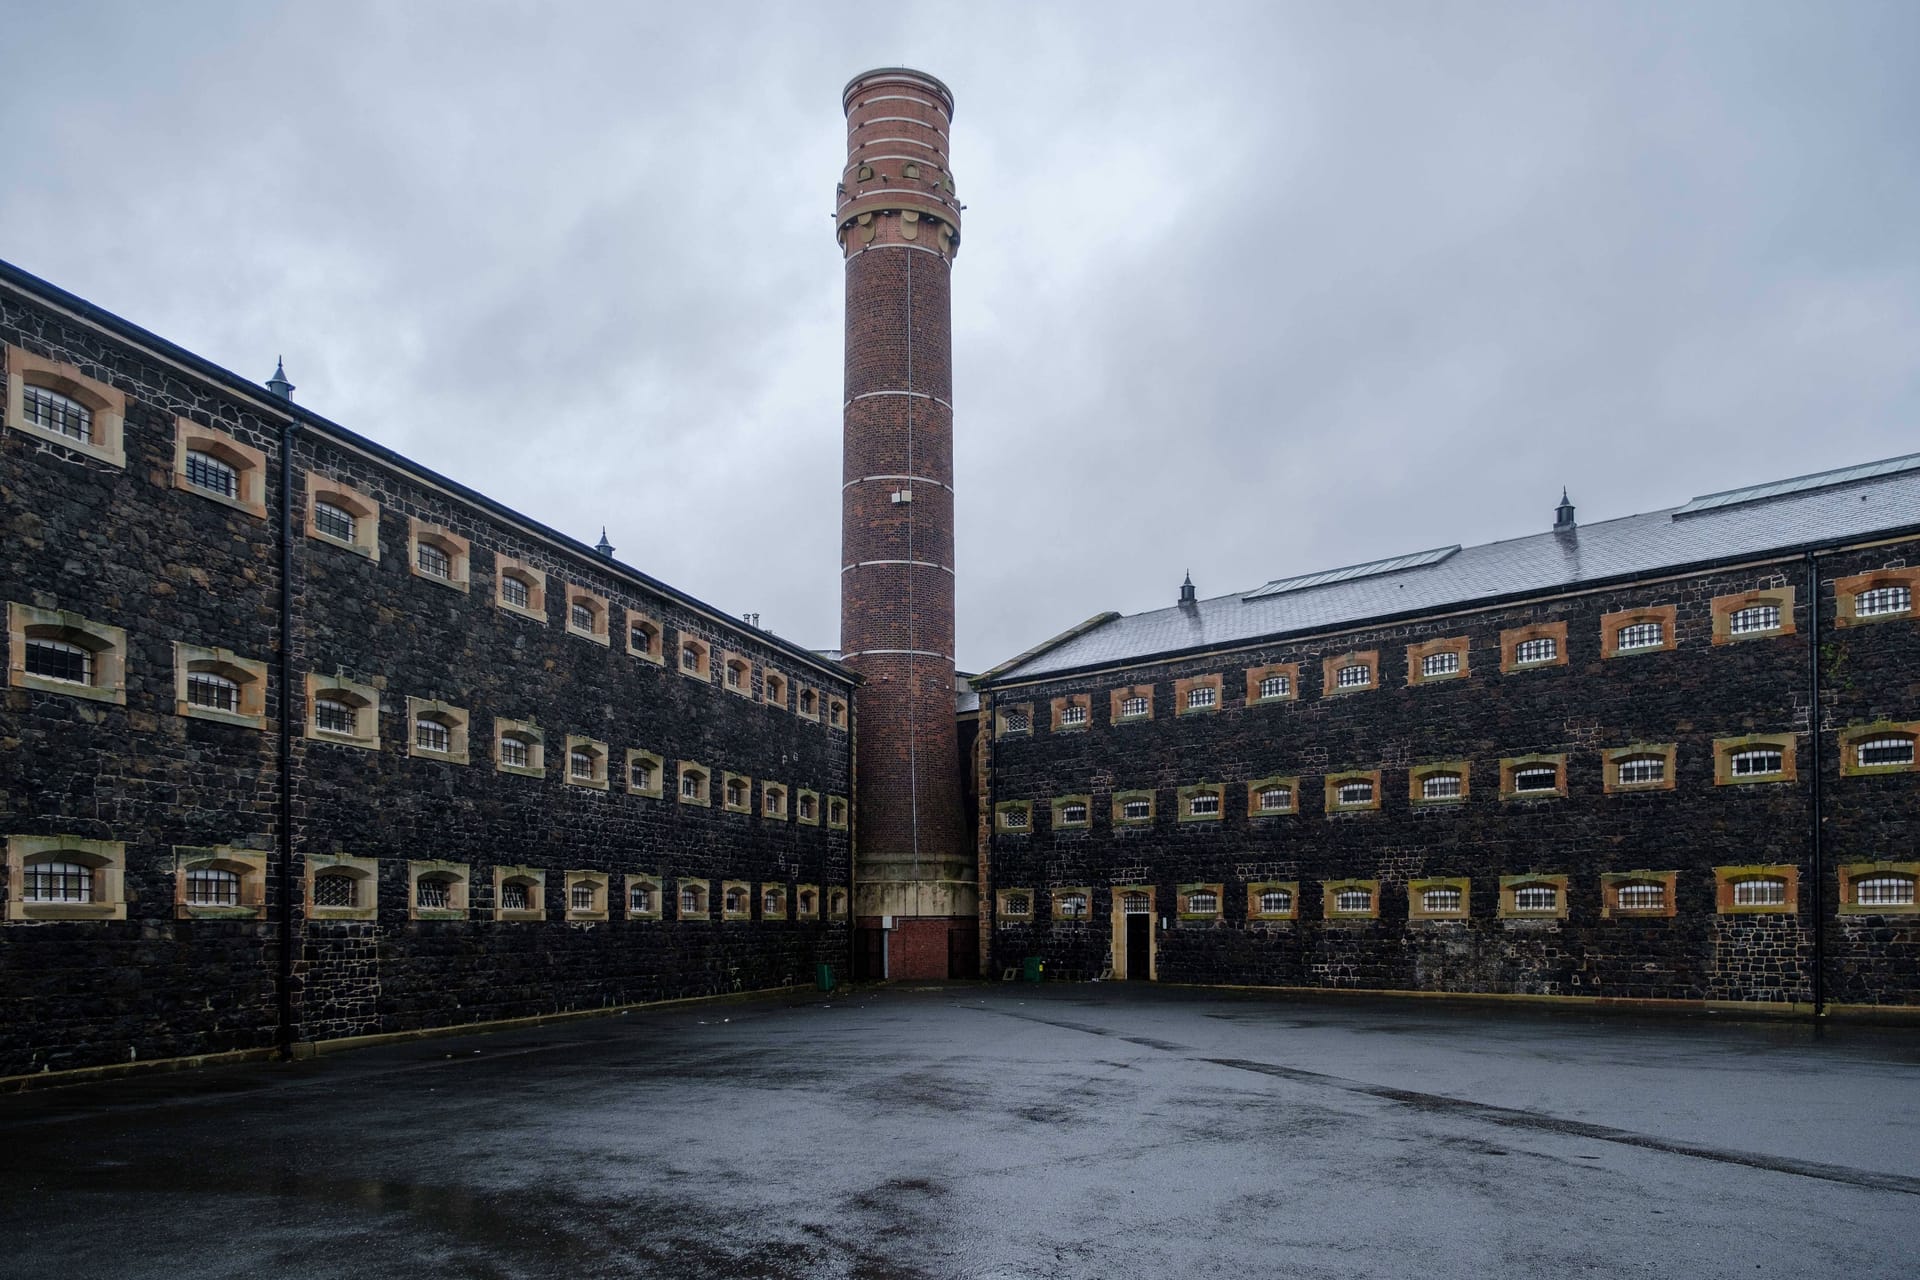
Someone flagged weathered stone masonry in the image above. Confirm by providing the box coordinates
[0,264,856,1079]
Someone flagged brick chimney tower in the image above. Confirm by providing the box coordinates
[836,68,974,979]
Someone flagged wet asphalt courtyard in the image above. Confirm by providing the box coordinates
[1,985,1917,1280]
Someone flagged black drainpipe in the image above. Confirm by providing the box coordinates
[1806,550,1826,1021]
[276,421,300,1057]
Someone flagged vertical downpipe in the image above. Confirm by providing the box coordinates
[1806,551,1826,1020]
[276,421,299,1058]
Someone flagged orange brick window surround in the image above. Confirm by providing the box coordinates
[1321,651,1379,696]
[1500,621,1568,674]
[1245,662,1299,705]
[1406,636,1469,686]
[1601,605,1677,659]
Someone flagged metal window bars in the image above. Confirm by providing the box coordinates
[21,384,91,442]
[185,450,238,498]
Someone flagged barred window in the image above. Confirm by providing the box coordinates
[498,734,531,769]
[726,777,747,807]
[681,643,701,671]
[630,884,654,914]
[1336,663,1372,688]
[1729,605,1781,635]
[1855,585,1911,618]
[1122,891,1150,915]
[22,384,92,442]
[1259,675,1292,699]
[500,574,531,610]
[1732,877,1787,907]
[415,540,452,580]
[1512,885,1558,913]
[186,868,241,907]
[1730,749,1783,778]
[1120,695,1149,718]
[1421,887,1462,914]
[1614,881,1666,911]
[1257,785,1293,812]
[1060,703,1088,726]
[1512,766,1558,793]
[416,876,452,910]
[314,697,357,736]
[313,501,356,543]
[1002,806,1029,829]
[799,689,816,714]
[1334,888,1372,914]
[186,670,240,713]
[1616,622,1664,651]
[631,621,659,652]
[1421,652,1460,678]
[570,601,594,632]
[680,886,702,915]
[682,770,706,799]
[569,747,596,780]
[1004,893,1031,916]
[799,794,816,820]
[1186,686,1216,710]
[1185,890,1218,914]
[415,717,452,754]
[24,859,92,903]
[830,701,844,726]
[1514,637,1557,665]
[1058,893,1089,919]
[1258,889,1293,914]
[798,890,816,915]
[500,881,530,911]
[726,660,746,688]
[184,449,238,498]
[764,787,786,815]
[313,873,357,909]
[1003,709,1031,732]
[763,888,782,914]
[1856,874,1916,907]
[1188,793,1220,816]
[1421,773,1462,800]
[1122,800,1152,821]
[1615,756,1666,786]
[724,886,748,913]
[1857,736,1915,768]
[1336,780,1374,806]
[1060,802,1088,824]
[829,800,846,825]
[630,758,655,789]
[25,638,91,685]
[572,883,597,912]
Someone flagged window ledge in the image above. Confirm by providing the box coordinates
[10,901,125,922]
[178,905,264,921]
[566,625,610,647]
[409,568,470,593]
[6,419,126,468]
[498,762,546,779]
[496,908,546,924]
[566,910,609,923]
[311,528,375,560]
[180,704,268,731]
[174,474,268,520]
[307,906,376,923]
[12,671,125,704]
[311,729,379,752]
[566,777,610,791]
[496,600,547,623]
[413,908,467,922]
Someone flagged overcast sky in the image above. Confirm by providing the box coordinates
[4,2,1916,670]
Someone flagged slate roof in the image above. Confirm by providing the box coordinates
[982,453,1920,686]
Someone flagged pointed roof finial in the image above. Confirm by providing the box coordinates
[1555,487,1576,531]
[1179,570,1197,606]
[265,356,295,400]
[594,527,615,558]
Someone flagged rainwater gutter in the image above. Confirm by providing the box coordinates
[1806,550,1826,1020]
[276,421,300,1058]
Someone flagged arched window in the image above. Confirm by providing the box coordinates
[1336,780,1374,806]
[726,777,747,807]
[313,872,358,909]
[416,716,453,755]
[1421,773,1462,800]
[1185,686,1216,711]
[1856,735,1915,769]
[1184,889,1218,914]
[1615,755,1666,786]
[570,601,594,632]
[630,757,656,790]
[26,637,93,685]
[1730,749,1783,778]
[1258,674,1291,699]
[22,384,93,442]
[1855,874,1916,908]
[725,659,748,689]
[799,794,817,821]
[185,868,241,907]
[680,885,705,915]
[829,889,848,917]
[1121,798,1152,821]
[183,449,238,499]
[313,500,356,544]
[1421,651,1460,677]
[499,880,532,912]
[682,768,708,800]
[1614,881,1666,912]
[571,882,598,912]
[24,859,93,903]
[1729,605,1782,635]
[724,886,748,914]
[1060,802,1088,824]
[415,540,452,580]
[828,799,846,826]
[799,689,816,715]
[1731,876,1787,908]
[186,670,238,713]
[764,786,787,817]
[630,882,655,914]
[1057,892,1088,918]
[1335,663,1372,688]
[1335,887,1373,914]
[1257,785,1293,812]
[1002,893,1031,916]
[1119,695,1149,718]
[1059,703,1088,726]
[500,573,531,610]
[1187,792,1220,816]
[1514,637,1558,665]
[763,888,783,914]
[1616,621,1664,651]
[1122,891,1151,915]
[1421,887,1462,914]
[1855,585,1912,618]
[1259,888,1292,915]
[1512,766,1558,793]
[499,731,534,770]
[416,875,455,911]
[1512,883,1558,913]
[630,619,659,653]
[569,746,596,779]
[798,889,817,915]
[314,696,358,736]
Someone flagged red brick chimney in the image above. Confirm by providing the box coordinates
[836,68,974,978]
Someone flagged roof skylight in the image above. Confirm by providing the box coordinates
[1673,453,1920,517]
[1243,545,1460,601]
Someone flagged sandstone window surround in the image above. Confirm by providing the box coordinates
[304,475,381,560]
[494,717,545,778]
[827,696,848,729]
[1712,864,1797,915]
[564,735,610,790]
[1175,673,1224,716]
[761,883,789,921]
[722,771,753,814]
[678,762,711,806]
[305,672,381,750]
[1839,721,1920,777]
[995,701,1033,737]
[172,845,269,920]
[1600,870,1679,919]
[407,697,470,764]
[795,884,820,920]
[827,795,850,830]
[1601,742,1676,794]
[1178,883,1223,924]
[625,873,663,920]
[1406,637,1470,687]
[797,685,821,720]
[1247,881,1298,923]
[1247,775,1299,817]
[562,584,610,645]
[1050,693,1092,732]
[721,880,752,921]
[1408,876,1471,921]
[625,609,665,663]
[996,799,1033,833]
[1177,782,1225,823]
[763,669,789,710]
[407,519,471,592]
[1109,683,1155,723]
[677,879,711,921]
[1499,621,1569,674]
[996,888,1034,923]
[1600,604,1678,659]
[1834,567,1919,628]
[1323,878,1381,921]
[1838,862,1920,916]
[1112,790,1156,827]
[1322,651,1379,696]
[1245,662,1299,705]
[8,602,128,705]
[1498,874,1570,920]
[5,835,127,922]
[1500,754,1568,801]
[494,557,548,621]
[493,865,547,922]
[1051,794,1093,831]
[1409,761,1471,807]
[1051,886,1093,923]
[1710,587,1795,644]
[407,860,470,921]
[625,748,664,797]
[721,651,754,698]
[3,344,127,467]
[1713,733,1797,786]
[173,643,269,730]
[307,853,379,923]
[564,871,610,922]
[763,783,790,820]
[797,789,821,826]
[679,635,712,681]
[170,418,268,519]
[829,886,850,919]
[1325,769,1382,813]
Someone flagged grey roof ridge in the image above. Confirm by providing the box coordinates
[973,610,1123,684]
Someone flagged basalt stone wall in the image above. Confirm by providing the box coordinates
[982,545,1920,1009]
